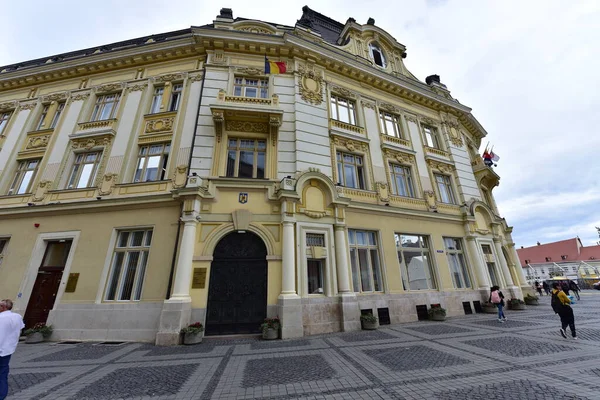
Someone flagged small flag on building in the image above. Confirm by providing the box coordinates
[482,147,494,167]
[264,56,287,74]
[490,151,500,162]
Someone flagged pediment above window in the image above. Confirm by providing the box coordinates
[231,21,278,35]
[210,105,282,145]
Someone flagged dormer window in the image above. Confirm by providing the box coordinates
[369,43,386,68]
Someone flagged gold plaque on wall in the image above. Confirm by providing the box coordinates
[192,268,207,289]
[65,273,80,293]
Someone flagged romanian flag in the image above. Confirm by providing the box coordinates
[265,56,286,74]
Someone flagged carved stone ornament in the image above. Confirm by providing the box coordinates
[127,83,148,92]
[212,51,226,64]
[154,73,186,83]
[145,117,174,134]
[189,73,203,82]
[41,92,68,103]
[442,120,463,147]
[212,111,224,143]
[236,67,264,76]
[376,181,390,202]
[236,25,274,34]
[298,63,323,105]
[0,101,17,110]
[26,135,51,149]
[172,165,188,189]
[71,92,90,101]
[424,190,437,212]
[19,102,37,111]
[383,149,414,165]
[334,137,367,153]
[420,116,437,126]
[32,180,52,202]
[98,173,118,196]
[225,120,268,133]
[379,102,399,114]
[331,85,356,99]
[404,114,418,124]
[94,83,125,93]
[427,159,455,174]
[361,100,376,109]
[72,137,111,150]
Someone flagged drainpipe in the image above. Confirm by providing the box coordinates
[166,59,207,299]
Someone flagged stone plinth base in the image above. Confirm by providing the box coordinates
[278,295,303,339]
[339,293,361,332]
[155,299,191,346]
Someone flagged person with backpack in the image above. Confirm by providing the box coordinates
[551,283,577,340]
[489,285,506,322]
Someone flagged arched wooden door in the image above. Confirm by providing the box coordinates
[205,232,267,336]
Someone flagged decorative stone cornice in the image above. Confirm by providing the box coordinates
[94,82,125,93]
[333,136,368,153]
[235,67,263,76]
[330,85,356,99]
[361,100,375,109]
[127,82,148,92]
[153,72,186,83]
[0,100,17,110]
[383,148,415,165]
[71,136,112,150]
[379,102,399,114]
[225,120,268,133]
[70,91,90,101]
[298,63,323,105]
[419,116,437,126]
[19,102,37,111]
[426,158,455,174]
[404,114,418,124]
[41,91,69,103]
[189,73,203,82]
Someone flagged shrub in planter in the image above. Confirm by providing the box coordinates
[428,304,447,321]
[260,317,280,340]
[360,313,378,330]
[524,293,539,305]
[180,322,204,345]
[24,323,53,344]
[508,298,526,310]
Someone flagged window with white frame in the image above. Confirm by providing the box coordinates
[0,112,12,135]
[66,152,101,189]
[434,173,456,204]
[226,138,266,179]
[337,151,365,189]
[36,102,65,130]
[307,259,325,294]
[134,143,170,182]
[234,77,268,99]
[50,102,65,129]
[481,244,499,286]
[149,87,164,114]
[444,237,471,289]
[389,164,415,197]
[0,238,8,266]
[369,43,386,68]
[330,94,357,125]
[168,83,183,111]
[379,111,403,138]
[91,93,120,121]
[348,230,383,292]
[422,125,441,149]
[396,234,437,290]
[8,159,40,195]
[36,105,50,130]
[105,229,152,301]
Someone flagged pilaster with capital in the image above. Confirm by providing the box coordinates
[507,242,529,288]
[465,236,490,289]
[334,224,352,293]
[493,237,515,288]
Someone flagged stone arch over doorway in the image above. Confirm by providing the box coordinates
[205,231,268,336]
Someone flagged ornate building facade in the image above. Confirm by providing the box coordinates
[0,7,529,344]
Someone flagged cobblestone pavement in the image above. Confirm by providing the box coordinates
[8,292,600,399]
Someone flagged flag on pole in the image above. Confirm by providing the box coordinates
[264,56,286,74]
[490,151,500,162]
[482,146,493,167]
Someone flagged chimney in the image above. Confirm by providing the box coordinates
[218,8,233,20]
[426,75,441,85]
[367,17,375,25]
[520,246,524,249]
[537,241,541,246]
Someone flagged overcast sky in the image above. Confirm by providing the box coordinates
[2,0,599,248]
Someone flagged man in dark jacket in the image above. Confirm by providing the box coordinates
[569,281,580,300]
[552,283,577,339]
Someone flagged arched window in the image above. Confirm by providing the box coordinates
[369,43,386,68]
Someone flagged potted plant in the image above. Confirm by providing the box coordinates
[180,322,204,345]
[482,302,498,314]
[260,317,280,340]
[524,293,539,306]
[24,323,53,344]
[428,304,447,321]
[508,298,526,310]
[360,313,378,330]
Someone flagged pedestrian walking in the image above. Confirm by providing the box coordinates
[569,280,581,301]
[489,285,506,322]
[0,299,25,400]
[542,281,550,296]
[562,282,570,296]
[535,282,543,296]
[551,283,577,340]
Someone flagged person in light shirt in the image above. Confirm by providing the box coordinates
[0,299,25,400]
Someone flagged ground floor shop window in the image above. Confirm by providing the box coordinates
[396,234,437,290]
[348,230,383,292]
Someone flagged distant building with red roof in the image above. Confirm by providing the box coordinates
[517,238,600,287]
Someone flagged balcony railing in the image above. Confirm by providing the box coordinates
[381,134,410,148]
[330,119,365,135]
[424,146,449,158]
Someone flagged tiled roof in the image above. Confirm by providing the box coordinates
[517,237,600,264]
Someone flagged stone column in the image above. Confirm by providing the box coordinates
[278,218,303,339]
[507,242,529,287]
[281,221,296,296]
[156,201,199,346]
[494,238,515,288]
[334,224,351,293]
[466,236,490,289]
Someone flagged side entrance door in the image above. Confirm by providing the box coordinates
[24,240,72,328]
[205,232,267,336]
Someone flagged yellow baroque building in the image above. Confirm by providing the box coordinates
[0,7,530,345]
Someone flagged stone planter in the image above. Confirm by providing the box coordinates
[25,332,45,344]
[525,299,539,306]
[183,332,203,345]
[430,313,446,321]
[510,303,526,310]
[362,321,377,330]
[483,305,497,314]
[262,328,278,340]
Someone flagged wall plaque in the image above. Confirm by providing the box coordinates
[192,268,207,289]
[65,273,80,293]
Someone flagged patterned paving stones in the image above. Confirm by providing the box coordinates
[7,291,600,399]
